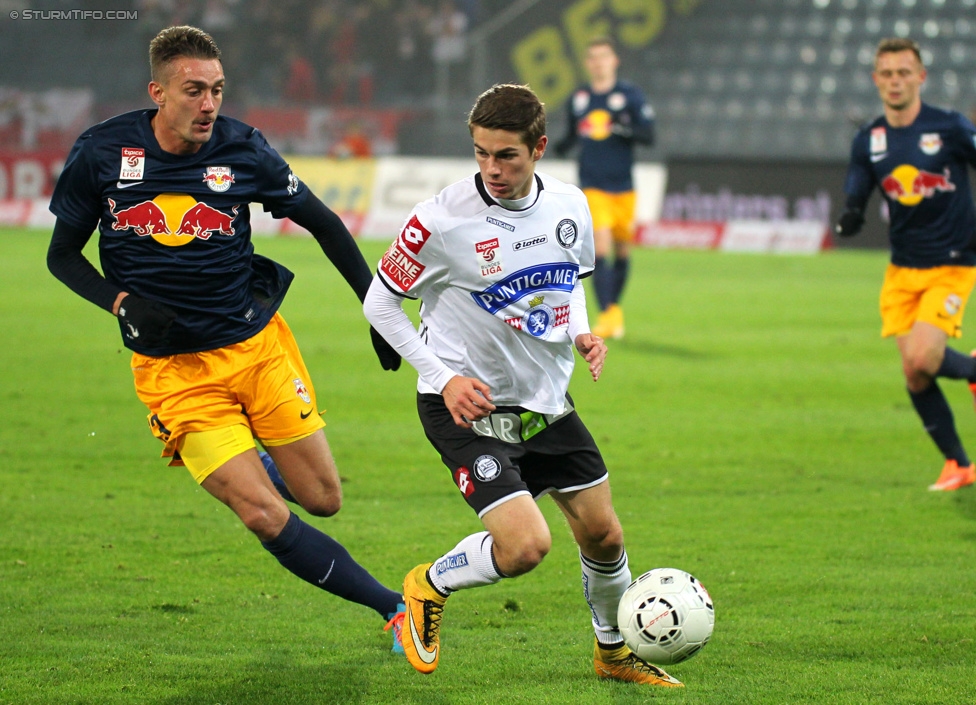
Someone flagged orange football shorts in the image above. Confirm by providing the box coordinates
[879,263,976,338]
[583,188,637,243]
[131,312,325,482]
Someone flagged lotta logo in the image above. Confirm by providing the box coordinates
[108,194,239,246]
[293,378,311,404]
[398,215,432,255]
[880,165,955,206]
[473,455,501,482]
[454,467,475,497]
[945,293,962,316]
[203,166,235,192]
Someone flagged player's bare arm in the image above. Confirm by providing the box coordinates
[575,333,607,382]
[441,375,496,428]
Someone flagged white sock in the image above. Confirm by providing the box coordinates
[429,531,503,594]
[580,549,631,646]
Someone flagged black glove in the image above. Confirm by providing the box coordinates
[609,121,634,139]
[370,326,401,371]
[834,209,864,237]
[117,295,177,347]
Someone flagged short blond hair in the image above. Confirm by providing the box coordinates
[875,37,922,67]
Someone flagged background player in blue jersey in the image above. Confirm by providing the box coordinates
[836,37,976,491]
[46,25,407,646]
[554,37,654,340]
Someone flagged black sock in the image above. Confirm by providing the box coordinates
[262,512,402,618]
[610,257,630,305]
[593,257,612,311]
[908,383,970,466]
[259,451,296,503]
[936,348,976,381]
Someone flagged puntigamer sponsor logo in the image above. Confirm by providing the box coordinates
[435,552,469,574]
[486,216,515,232]
[513,235,547,251]
[472,263,579,314]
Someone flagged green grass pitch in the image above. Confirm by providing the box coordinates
[2,227,976,704]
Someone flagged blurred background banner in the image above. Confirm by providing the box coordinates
[6,0,976,249]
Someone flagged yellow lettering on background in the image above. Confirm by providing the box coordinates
[510,26,577,107]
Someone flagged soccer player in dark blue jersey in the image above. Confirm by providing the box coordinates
[47,25,406,647]
[554,37,654,340]
[837,37,976,491]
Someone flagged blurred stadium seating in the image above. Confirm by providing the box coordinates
[2,0,975,160]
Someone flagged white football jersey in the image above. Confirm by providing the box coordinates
[377,171,595,414]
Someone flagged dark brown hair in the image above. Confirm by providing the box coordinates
[149,26,222,83]
[467,84,546,149]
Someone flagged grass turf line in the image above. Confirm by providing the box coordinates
[1,228,976,704]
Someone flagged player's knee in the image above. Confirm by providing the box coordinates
[299,491,342,518]
[580,519,624,559]
[902,355,936,389]
[237,502,289,542]
[497,533,551,576]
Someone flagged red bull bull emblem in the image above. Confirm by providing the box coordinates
[108,194,239,244]
[175,203,239,239]
[203,166,236,192]
[108,198,168,235]
[881,165,955,207]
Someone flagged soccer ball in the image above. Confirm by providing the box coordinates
[617,567,714,665]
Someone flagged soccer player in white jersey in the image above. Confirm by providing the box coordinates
[364,84,682,688]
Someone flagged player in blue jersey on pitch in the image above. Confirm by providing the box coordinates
[46,25,407,647]
[837,37,976,491]
[554,37,654,340]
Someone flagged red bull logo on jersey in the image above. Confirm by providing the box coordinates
[108,193,239,247]
[881,165,955,207]
[202,166,235,192]
[293,378,311,404]
[579,109,613,141]
[108,198,168,236]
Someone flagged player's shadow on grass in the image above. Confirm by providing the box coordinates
[156,662,458,705]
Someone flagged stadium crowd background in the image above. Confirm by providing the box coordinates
[3,0,976,248]
[3,0,976,157]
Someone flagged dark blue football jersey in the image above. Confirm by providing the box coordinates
[843,103,976,267]
[49,109,309,355]
[560,81,653,192]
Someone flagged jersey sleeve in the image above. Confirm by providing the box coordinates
[579,202,595,276]
[626,87,655,146]
[553,95,579,157]
[950,111,976,170]
[842,130,875,210]
[252,130,309,217]
[376,205,448,299]
[49,133,102,230]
